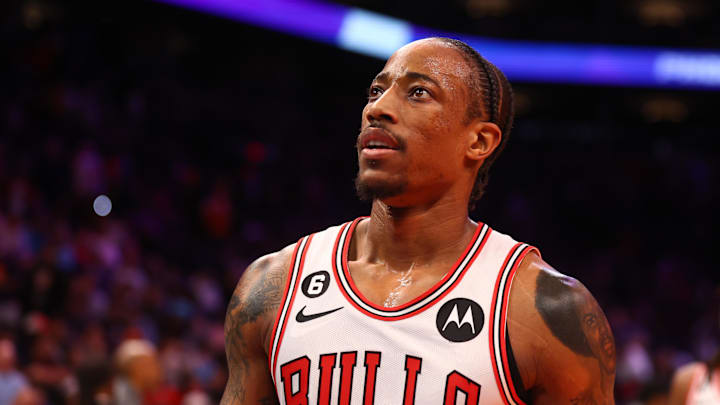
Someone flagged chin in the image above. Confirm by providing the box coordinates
[354,174,407,202]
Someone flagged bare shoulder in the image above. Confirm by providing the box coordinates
[668,362,704,405]
[221,243,297,405]
[507,252,616,404]
[225,242,297,352]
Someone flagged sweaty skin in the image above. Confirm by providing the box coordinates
[221,38,616,404]
[508,254,616,404]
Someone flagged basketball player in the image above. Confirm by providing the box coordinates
[221,37,616,405]
[668,353,720,404]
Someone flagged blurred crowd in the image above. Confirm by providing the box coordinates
[1,1,719,404]
[0,138,231,404]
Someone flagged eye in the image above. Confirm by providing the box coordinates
[368,86,383,99]
[410,87,430,99]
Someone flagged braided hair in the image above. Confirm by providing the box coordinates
[434,38,515,210]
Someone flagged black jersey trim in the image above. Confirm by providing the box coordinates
[506,328,531,404]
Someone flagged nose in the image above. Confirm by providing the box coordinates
[365,87,399,124]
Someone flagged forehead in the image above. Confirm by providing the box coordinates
[376,40,472,86]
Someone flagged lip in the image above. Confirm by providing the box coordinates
[358,127,401,151]
[360,148,400,159]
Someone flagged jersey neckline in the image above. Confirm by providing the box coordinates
[331,216,492,321]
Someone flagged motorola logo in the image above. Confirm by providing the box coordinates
[435,298,484,342]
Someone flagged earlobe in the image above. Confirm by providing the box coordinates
[466,122,501,162]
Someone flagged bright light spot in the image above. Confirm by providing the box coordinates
[337,8,412,59]
[655,52,720,86]
[93,195,112,217]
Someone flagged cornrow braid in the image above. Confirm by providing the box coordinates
[434,37,515,210]
[477,57,498,124]
[494,65,515,142]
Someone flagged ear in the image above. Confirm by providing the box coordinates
[465,121,501,162]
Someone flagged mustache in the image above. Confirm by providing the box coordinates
[355,123,405,150]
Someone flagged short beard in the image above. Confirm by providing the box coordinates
[354,175,407,202]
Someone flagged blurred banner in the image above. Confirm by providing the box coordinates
[154,0,720,89]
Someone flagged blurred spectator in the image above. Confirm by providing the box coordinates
[180,390,211,405]
[112,339,163,405]
[74,361,113,405]
[24,336,74,404]
[0,339,28,405]
[667,352,720,405]
[11,387,44,405]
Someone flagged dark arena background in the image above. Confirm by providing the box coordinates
[1,0,719,404]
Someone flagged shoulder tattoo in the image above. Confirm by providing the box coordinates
[228,259,286,327]
[534,271,616,374]
[222,257,287,405]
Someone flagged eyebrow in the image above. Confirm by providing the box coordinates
[373,71,442,88]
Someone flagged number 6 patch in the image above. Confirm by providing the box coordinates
[301,271,330,298]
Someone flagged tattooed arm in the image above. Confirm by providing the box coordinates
[221,244,295,405]
[507,253,616,405]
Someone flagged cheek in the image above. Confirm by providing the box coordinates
[426,116,468,163]
[406,127,462,180]
[428,113,453,137]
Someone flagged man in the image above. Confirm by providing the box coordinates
[11,388,44,405]
[222,37,616,405]
[668,353,720,404]
[112,339,163,405]
[0,338,28,405]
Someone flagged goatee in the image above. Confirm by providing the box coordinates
[354,175,407,201]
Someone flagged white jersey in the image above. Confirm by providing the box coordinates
[687,365,720,405]
[269,218,537,405]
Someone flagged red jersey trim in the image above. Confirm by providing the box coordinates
[489,243,538,405]
[268,234,313,384]
[332,217,491,321]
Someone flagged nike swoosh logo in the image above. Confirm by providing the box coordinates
[295,306,343,323]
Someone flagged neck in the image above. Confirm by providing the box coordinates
[357,197,477,272]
